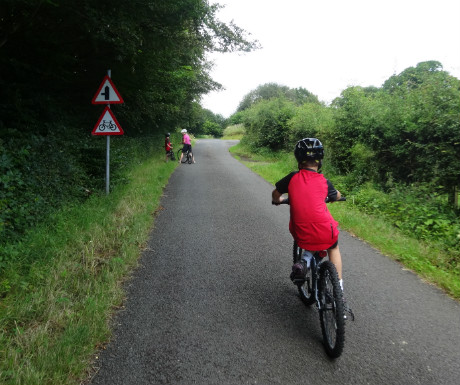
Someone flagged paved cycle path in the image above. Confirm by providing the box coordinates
[90,139,460,385]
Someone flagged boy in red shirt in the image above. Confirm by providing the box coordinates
[165,133,174,162]
[272,138,345,294]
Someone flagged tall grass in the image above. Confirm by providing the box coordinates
[222,124,246,140]
[230,141,460,300]
[0,150,176,384]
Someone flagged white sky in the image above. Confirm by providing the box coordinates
[201,0,460,117]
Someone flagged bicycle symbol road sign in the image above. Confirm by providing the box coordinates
[92,106,124,136]
[92,75,124,104]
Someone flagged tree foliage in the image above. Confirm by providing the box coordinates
[234,63,459,255]
[329,61,460,197]
[242,97,296,151]
[0,0,258,135]
[235,61,460,204]
[237,83,319,112]
[0,0,258,244]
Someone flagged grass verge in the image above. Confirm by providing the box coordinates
[230,142,460,300]
[0,151,177,384]
[221,124,246,140]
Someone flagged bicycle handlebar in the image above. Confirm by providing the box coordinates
[327,196,346,203]
[273,196,346,205]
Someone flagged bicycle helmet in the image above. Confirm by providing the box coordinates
[165,132,170,137]
[294,138,324,164]
[181,129,187,133]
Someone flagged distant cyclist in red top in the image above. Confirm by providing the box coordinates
[272,138,345,292]
[165,132,174,162]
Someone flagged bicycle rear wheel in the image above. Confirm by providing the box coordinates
[187,151,193,164]
[319,261,345,358]
[293,242,315,306]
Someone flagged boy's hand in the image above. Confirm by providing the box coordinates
[272,189,288,205]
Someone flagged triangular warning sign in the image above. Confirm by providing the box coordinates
[92,107,124,135]
[92,75,124,104]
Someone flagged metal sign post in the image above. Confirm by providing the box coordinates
[106,135,110,195]
[106,69,111,195]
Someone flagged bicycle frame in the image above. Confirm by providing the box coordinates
[298,249,328,310]
[308,252,320,307]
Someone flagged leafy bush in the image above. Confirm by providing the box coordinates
[0,130,161,262]
[351,183,460,254]
[288,102,334,144]
[242,97,296,151]
[202,120,223,137]
[328,62,460,199]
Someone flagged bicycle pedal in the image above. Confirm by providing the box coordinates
[291,278,305,285]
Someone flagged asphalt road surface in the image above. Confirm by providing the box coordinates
[90,139,460,385]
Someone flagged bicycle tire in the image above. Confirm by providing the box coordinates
[293,241,301,264]
[318,261,345,358]
[187,151,193,164]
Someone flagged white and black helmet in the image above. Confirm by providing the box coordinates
[294,138,324,163]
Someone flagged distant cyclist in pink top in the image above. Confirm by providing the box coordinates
[178,129,195,164]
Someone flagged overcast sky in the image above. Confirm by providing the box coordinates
[201,0,460,117]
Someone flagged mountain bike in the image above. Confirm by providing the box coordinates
[177,148,193,164]
[166,149,175,161]
[279,197,352,358]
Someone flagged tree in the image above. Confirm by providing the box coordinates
[0,0,259,136]
[243,97,296,151]
[0,0,259,242]
[380,63,460,200]
[329,61,460,203]
[237,83,319,112]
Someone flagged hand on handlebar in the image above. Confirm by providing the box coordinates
[272,197,289,205]
[274,196,346,205]
[325,196,347,203]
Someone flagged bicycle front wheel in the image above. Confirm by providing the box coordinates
[293,242,315,306]
[319,261,345,358]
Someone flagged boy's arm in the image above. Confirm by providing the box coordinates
[326,180,341,202]
[272,172,296,205]
[272,188,285,205]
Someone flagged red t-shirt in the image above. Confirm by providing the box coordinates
[165,138,172,151]
[276,169,339,250]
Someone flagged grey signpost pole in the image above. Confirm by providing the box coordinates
[106,69,111,195]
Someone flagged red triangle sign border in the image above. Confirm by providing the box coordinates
[91,75,124,105]
[92,106,124,136]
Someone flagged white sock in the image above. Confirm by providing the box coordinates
[339,279,344,291]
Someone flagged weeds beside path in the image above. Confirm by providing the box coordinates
[0,153,177,385]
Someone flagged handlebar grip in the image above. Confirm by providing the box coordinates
[325,196,346,203]
[272,199,290,205]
